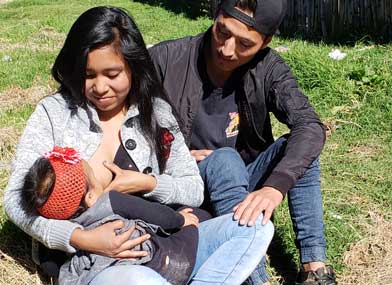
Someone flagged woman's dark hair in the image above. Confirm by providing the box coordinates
[52,6,169,172]
[21,157,87,219]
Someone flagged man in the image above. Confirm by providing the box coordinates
[149,0,336,284]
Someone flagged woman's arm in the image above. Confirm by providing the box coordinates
[70,221,150,258]
[144,98,204,207]
[4,101,80,253]
[4,99,150,256]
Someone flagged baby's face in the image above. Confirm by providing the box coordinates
[82,160,104,207]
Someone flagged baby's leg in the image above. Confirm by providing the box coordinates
[148,225,198,285]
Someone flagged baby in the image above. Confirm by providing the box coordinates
[22,146,210,285]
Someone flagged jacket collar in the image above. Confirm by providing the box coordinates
[83,101,140,132]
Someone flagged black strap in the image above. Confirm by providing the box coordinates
[221,0,257,28]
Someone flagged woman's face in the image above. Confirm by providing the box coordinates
[84,45,132,118]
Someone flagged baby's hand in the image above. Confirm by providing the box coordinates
[179,208,199,228]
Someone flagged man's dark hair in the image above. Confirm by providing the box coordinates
[21,157,87,219]
[235,0,257,14]
[52,6,171,173]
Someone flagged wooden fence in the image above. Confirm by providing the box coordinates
[280,0,392,41]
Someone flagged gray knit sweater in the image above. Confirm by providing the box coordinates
[4,93,203,253]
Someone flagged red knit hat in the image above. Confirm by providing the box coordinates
[37,146,87,220]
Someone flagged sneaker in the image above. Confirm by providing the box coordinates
[295,265,337,285]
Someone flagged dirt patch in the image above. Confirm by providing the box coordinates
[0,249,39,285]
[0,28,64,53]
[0,85,52,111]
[339,211,392,285]
[28,28,65,52]
[347,144,383,160]
[0,126,21,167]
[324,119,339,136]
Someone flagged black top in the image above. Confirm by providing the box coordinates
[190,62,239,150]
[114,142,138,171]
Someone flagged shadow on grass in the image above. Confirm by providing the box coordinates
[133,0,201,18]
[277,31,392,46]
[0,219,52,284]
[267,229,299,285]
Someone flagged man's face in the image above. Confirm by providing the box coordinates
[210,9,270,73]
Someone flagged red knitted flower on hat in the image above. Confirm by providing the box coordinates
[161,128,174,159]
[44,146,82,164]
[38,146,86,220]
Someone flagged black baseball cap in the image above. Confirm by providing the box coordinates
[219,0,287,36]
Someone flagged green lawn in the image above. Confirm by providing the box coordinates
[1,0,391,284]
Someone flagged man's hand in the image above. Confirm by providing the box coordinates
[190,149,213,162]
[71,220,151,258]
[233,186,283,226]
[179,208,199,227]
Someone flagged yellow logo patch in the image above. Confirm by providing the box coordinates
[225,112,239,138]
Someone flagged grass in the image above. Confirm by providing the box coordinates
[1,0,391,284]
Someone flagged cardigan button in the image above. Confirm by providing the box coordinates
[125,118,134,128]
[125,139,137,150]
[143,167,152,174]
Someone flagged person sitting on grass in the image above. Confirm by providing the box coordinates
[5,6,274,284]
[21,146,202,285]
[149,0,337,284]
[21,146,274,285]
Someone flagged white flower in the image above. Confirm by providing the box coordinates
[2,55,12,62]
[328,49,346,61]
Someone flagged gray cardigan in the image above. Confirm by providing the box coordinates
[4,93,203,253]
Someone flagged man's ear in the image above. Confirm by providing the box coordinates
[261,35,273,49]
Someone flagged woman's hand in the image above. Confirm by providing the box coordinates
[71,220,151,258]
[179,208,199,228]
[103,161,157,193]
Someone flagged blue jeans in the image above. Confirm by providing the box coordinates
[89,265,171,285]
[90,214,274,285]
[197,137,326,284]
[190,213,274,284]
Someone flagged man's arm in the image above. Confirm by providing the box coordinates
[234,54,325,226]
[108,191,185,231]
[264,55,326,195]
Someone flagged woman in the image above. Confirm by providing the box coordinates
[4,6,274,284]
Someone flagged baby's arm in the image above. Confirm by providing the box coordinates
[108,191,185,231]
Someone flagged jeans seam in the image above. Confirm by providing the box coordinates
[221,225,258,285]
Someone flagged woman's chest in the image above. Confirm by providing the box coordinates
[58,117,159,183]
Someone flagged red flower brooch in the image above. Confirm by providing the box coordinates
[161,128,174,159]
[44,146,82,164]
